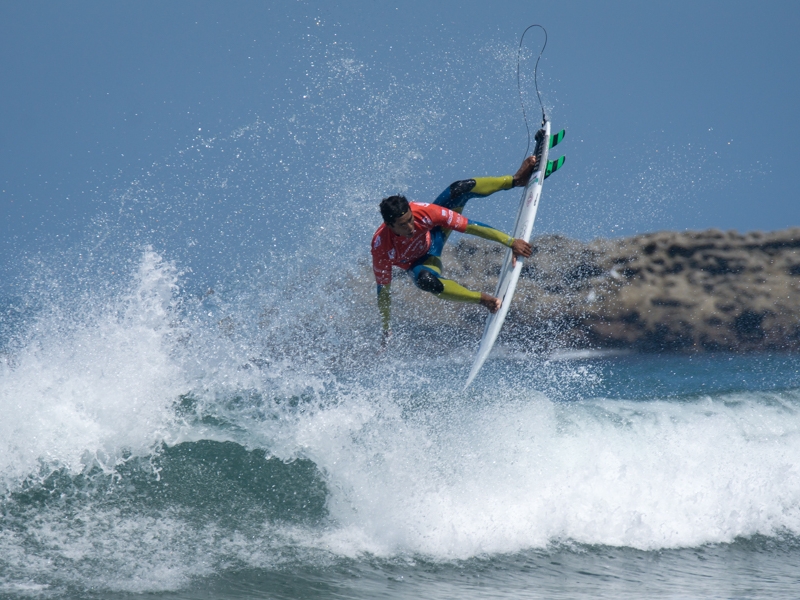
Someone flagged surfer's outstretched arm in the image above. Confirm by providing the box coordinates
[463,221,533,266]
[463,220,514,246]
[377,284,392,342]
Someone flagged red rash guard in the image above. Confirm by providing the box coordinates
[371,202,468,286]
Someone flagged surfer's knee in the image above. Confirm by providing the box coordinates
[448,179,476,200]
[415,270,444,294]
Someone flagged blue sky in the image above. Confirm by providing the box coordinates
[2,1,799,289]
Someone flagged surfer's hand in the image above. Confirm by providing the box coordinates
[512,155,538,187]
[480,293,501,313]
[511,238,533,266]
[380,328,392,350]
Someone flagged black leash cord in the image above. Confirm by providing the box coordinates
[517,24,548,159]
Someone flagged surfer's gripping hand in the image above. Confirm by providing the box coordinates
[380,328,392,350]
[512,155,538,187]
[511,238,533,266]
[479,293,501,313]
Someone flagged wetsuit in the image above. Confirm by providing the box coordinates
[371,175,517,334]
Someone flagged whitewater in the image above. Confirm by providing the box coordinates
[2,245,799,598]
[2,43,800,599]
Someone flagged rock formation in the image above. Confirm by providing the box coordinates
[385,228,800,353]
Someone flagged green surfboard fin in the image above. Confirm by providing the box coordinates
[549,129,565,149]
[544,155,565,179]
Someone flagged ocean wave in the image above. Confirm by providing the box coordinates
[2,242,800,597]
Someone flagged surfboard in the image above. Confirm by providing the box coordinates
[464,119,565,388]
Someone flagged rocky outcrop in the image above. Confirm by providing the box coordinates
[421,228,800,353]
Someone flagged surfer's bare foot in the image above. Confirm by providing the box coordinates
[480,293,501,313]
[512,155,538,187]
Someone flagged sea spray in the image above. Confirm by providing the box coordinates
[0,250,186,489]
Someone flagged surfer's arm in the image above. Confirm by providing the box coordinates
[464,220,514,247]
[372,245,395,339]
[464,221,533,266]
[377,284,392,338]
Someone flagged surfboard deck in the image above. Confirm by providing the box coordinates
[464,120,564,389]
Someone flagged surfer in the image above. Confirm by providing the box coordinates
[372,156,537,342]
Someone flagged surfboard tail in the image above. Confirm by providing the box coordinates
[464,262,523,390]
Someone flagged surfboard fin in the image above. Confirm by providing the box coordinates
[549,129,565,148]
[544,155,565,179]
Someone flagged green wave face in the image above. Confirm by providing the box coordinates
[7,440,328,527]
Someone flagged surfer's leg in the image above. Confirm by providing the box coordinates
[437,278,484,304]
[433,177,514,212]
[427,227,446,258]
[422,224,502,304]
[409,259,482,305]
[432,177,515,248]
[433,180,480,213]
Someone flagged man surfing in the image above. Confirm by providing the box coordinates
[371,156,537,342]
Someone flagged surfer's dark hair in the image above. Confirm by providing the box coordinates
[380,195,410,225]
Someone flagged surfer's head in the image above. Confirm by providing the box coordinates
[380,195,415,237]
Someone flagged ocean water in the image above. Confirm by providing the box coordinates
[3,36,799,600]
[1,251,799,600]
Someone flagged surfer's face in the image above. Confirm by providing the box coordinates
[388,210,415,237]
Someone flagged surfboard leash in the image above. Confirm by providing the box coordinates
[517,24,548,159]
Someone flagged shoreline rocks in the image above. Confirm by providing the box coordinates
[411,228,800,353]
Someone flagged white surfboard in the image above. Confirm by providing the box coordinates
[464,120,564,389]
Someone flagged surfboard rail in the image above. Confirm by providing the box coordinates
[464,120,564,389]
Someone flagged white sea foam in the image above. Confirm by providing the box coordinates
[0,250,187,488]
[0,508,221,594]
[292,386,800,557]
[3,249,800,580]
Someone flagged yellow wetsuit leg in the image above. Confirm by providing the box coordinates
[411,175,516,304]
[412,257,482,304]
